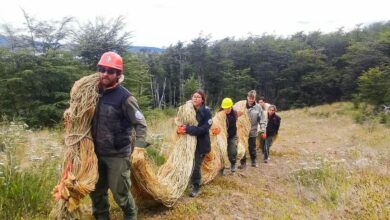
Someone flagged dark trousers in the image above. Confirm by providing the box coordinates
[240,136,257,164]
[227,135,238,166]
[90,156,137,220]
[260,138,265,154]
[191,153,206,188]
[263,136,274,160]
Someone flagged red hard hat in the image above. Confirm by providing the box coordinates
[97,51,123,72]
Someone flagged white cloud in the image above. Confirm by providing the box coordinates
[1,0,389,47]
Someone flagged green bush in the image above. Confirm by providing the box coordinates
[354,111,367,124]
[379,113,390,127]
[144,108,176,125]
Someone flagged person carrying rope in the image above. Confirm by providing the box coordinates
[218,97,243,174]
[258,96,271,118]
[258,96,271,161]
[177,89,212,197]
[90,51,147,220]
[238,90,266,169]
[263,105,281,163]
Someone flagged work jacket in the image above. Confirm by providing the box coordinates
[186,104,212,155]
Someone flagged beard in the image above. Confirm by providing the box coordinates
[99,75,118,88]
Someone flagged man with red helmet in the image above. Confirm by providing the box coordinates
[90,51,147,220]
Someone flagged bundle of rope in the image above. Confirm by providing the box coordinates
[131,100,198,207]
[49,72,254,212]
[201,110,226,184]
[233,100,251,162]
[210,111,228,167]
[50,73,100,219]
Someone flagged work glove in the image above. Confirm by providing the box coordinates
[176,125,187,135]
[260,132,267,140]
[211,127,221,135]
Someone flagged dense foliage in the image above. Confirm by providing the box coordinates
[144,23,390,110]
[1,15,389,127]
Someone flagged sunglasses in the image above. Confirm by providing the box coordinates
[98,67,118,75]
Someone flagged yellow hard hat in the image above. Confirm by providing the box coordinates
[221,98,234,109]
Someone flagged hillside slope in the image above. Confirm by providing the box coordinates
[2,102,389,219]
[133,102,390,219]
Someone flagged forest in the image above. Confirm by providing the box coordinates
[0,14,389,127]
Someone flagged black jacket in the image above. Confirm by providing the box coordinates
[186,104,212,155]
[266,113,281,137]
[226,110,238,138]
[92,85,147,157]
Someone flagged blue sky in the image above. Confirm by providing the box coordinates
[1,0,389,47]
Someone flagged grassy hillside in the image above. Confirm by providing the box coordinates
[0,102,389,219]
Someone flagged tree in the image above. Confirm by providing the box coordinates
[358,67,390,106]
[20,9,74,53]
[72,16,131,68]
[121,54,151,109]
[187,35,210,89]
[0,50,87,127]
[183,75,200,100]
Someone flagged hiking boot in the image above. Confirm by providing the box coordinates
[251,160,257,167]
[94,213,110,220]
[219,168,225,176]
[238,163,246,169]
[124,215,136,220]
[231,164,237,173]
[189,185,200,197]
[264,159,268,163]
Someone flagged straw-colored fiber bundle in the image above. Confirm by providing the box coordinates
[131,100,198,207]
[200,147,223,184]
[49,72,254,213]
[233,100,251,161]
[50,73,100,219]
[200,111,226,184]
[208,110,229,167]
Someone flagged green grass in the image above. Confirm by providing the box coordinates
[0,161,58,219]
[1,102,389,219]
[146,146,166,166]
[344,170,390,219]
[172,201,204,216]
[290,160,351,210]
[144,108,177,127]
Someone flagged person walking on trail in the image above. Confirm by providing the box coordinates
[90,51,147,220]
[263,105,281,163]
[258,96,271,121]
[238,90,266,169]
[220,97,240,174]
[258,96,271,156]
[176,89,212,197]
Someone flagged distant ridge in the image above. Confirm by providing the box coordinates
[0,35,7,46]
[128,46,164,53]
[0,35,165,53]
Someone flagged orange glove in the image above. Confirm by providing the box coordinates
[177,125,186,135]
[260,132,267,140]
[211,127,221,135]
